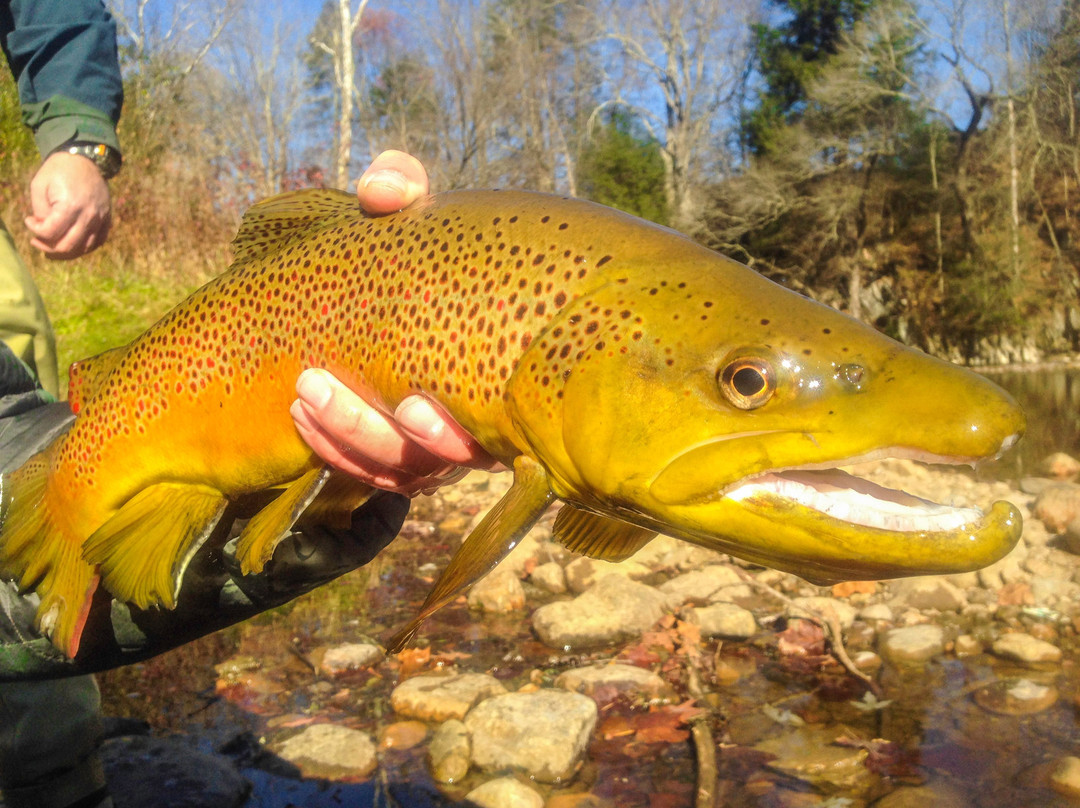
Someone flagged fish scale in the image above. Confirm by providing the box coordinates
[0,188,1025,658]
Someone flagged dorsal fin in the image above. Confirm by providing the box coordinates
[67,345,128,414]
[230,188,361,266]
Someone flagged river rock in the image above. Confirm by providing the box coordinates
[275,723,377,779]
[973,678,1059,715]
[563,555,651,593]
[465,776,545,808]
[1050,756,1080,799]
[872,782,968,808]
[555,662,672,702]
[318,642,383,676]
[428,719,470,784]
[858,603,894,623]
[103,735,250,808]
[992,633,1062,664]
[467,567,526,613]
[879,624,944,664]
[687,602,758,639]
[390,672,507,721]
[754,726,877,793]
[464,690,598,783]
[1041,452,1080,480]
[377,720,428,750]
[889,576,968,612]
[789,596,858,629]
[656,565,743,604]
[1033,482,1080,532]
[532,575,669,648]
[530,561,568,593]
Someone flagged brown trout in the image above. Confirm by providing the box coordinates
[0,189,1024,658]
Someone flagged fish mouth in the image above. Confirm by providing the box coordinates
[650,442,1023,584]
[723,467,983,533]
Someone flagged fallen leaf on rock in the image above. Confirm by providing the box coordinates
[832,580,877,597]
[997,581,1034,606]
[394,647,431,677]
[836,735,922,780]
[776,619,826,657]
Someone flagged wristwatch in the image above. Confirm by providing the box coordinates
[64,141,122,180]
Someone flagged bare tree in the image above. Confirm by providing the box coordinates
[604,0,760,233]
[198,8,307,203]
[309,0,371,189]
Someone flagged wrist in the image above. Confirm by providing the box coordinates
[56,142,122,180]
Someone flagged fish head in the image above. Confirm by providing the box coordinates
[507,247,1025,583]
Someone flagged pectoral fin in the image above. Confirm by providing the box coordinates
[552,506,657,562]
[234,465,330,575]
[297,470,375,530]
[386,456,555,653]
[83,482,228,610]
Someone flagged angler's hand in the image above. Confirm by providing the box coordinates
[24,151,112,259]
[291,151,503,495]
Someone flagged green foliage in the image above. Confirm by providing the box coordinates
[0,70,35,186]
[744,0,872,155]
[579,109,668,225]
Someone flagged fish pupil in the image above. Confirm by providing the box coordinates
[732,367,766,397]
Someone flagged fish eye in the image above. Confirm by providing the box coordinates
[719,358,774,410]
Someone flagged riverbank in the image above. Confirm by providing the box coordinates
[87,457,1080,808]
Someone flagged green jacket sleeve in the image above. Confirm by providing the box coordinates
[0,0,123,158]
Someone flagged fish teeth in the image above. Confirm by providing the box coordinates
[725,471,982,533]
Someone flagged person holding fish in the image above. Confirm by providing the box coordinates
[0,6,491,808]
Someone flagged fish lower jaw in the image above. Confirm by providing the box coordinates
[723,468,984,534]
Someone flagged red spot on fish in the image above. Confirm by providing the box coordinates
[321,303,329,316]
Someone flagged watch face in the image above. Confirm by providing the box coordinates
[67,142,122,179]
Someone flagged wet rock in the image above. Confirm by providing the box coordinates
[465,776,545,808]
[872,781,968,807]
[377,720,428,750]
[275,723,377,780]
[687,602,758,639]
[754,727,877,793]
[563,556,651,593]
[555,662,672,703]
[858,603,894,623]
[992,632,1062,664]
[708,583,755,603]
[428,719,470,784]
[532,576,669,649]
[789,596,858,629]
[468,567,526,613]
[1033,482,1080,532]
[390,672,507,722]
[889,576,968,612]
[102,735,250,808]
[530,561,567,593]
[879,624,944,664]
[317,642,383,676]
[657,565,743,604]
[1050,756,1080,799]
[953,634,982,656]
[1030,574,1080,606]
[1041,452,1080,480]
[465,690,598,783]
[546,794,616,808]
[973,678,1059,715]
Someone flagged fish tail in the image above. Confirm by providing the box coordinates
[0,448,99,657]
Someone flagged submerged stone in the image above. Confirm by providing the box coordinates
[465,690,597,783]
[390,672,507,722]
[275,723,377,780]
